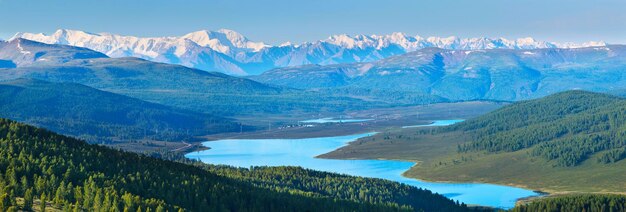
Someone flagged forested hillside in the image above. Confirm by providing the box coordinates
[446,90,626,166]
[512,194,626,212]
[204,166,465,211]
[0,118,470,211]
[0,79,241,143]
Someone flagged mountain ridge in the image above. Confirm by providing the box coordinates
[13,29,607,75]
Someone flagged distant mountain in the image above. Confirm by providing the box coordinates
[0,78,240,142]
[13,29,606,75]
[0,38,107,67]
[252,46,626,101]
[0,39,386,115]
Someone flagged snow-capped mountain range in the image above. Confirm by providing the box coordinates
[12,29,607,75]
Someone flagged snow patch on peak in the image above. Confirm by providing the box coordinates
[15,39,32,55]
[181,29,267,53]
[279,42,293,47]
[216,28,240,35]
[325,34,377,49]
[326,34,358,48]
[516,37,537,44]
[390,32,407,37]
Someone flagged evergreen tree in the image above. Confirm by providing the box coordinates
[0,193,10,211]
[39,193,46,212]
[23,188,33,210]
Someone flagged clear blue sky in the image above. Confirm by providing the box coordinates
[1,0,625,44]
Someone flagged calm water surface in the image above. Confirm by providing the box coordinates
[402,119,465,128]
[300,117,373,123]
[186,120,540,209]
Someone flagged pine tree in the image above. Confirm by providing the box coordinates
[23,188,33,210]
[156,204,165,212]
[40,193,46,212]
[0,193,10,211]
[54,183,66,208]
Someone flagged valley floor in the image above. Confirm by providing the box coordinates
[104,101,503,157]
[203,101,504,140]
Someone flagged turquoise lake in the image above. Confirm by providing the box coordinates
[300,117,374,123]
[186,120,540,209]
[402,119,465,128]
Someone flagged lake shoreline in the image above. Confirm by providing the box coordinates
[187,123,549,208]
[186,123,541,209]
[317,148,548,209]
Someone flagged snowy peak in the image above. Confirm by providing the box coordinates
[325,34,377,49]
[319,33,591,52]
[15,29,267,57]
[181,29,267,54]
[12,29,608,76]
[14,29,97,45]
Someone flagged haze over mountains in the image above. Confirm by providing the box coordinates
[14,29,606,75]
[0,38,386,116]
[2,37,626,113]
[253,45,626,101]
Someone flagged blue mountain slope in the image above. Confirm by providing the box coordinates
[253,46,626,101]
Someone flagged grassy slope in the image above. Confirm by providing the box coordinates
[322,91,626,193]
[406,141,626,193]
